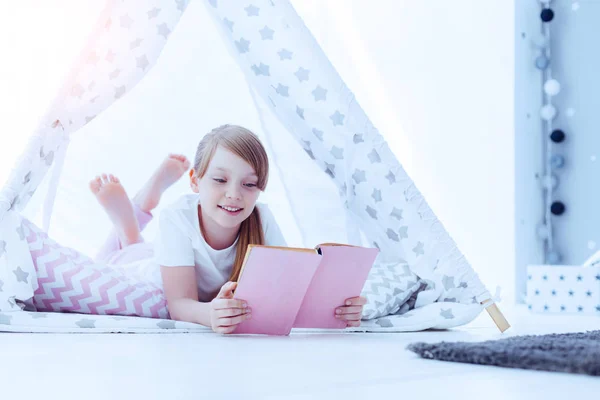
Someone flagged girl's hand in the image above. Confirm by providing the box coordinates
[335,296,367,328]
[209,281,251,334]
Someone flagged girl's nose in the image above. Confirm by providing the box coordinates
[225,185,241,200]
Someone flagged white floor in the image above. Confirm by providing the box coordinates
[1,304,598,400]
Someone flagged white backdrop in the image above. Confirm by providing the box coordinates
[0,0,514,301]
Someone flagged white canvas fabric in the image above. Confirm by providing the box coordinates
[0,0,498,330]
[0,300,484,333]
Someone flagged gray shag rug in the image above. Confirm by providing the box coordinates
[407,330,600,376]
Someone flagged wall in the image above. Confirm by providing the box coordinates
[515,0,600,300]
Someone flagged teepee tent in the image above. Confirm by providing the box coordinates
[0,0,507,332]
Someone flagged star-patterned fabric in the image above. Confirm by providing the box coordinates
[0,211,37,312]
[0,0,495,330]
[0,300,484,333]
[202,0,492,314]
[0,0,190,224]
[526,265,600,315]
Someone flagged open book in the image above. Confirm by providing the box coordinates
[232,243,379,335]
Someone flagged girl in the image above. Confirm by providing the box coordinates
[90,124,366,334]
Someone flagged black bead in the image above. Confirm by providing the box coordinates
[550,129,565,143]
[551,201,566,216]
[541,8,554,22]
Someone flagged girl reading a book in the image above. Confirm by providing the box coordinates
[89,124,366,334]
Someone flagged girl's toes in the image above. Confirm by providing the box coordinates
[90,176,102,188]
[89,179,100,193]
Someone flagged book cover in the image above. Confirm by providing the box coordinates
[294,244,379,328]
[233,244,378,335]
[233,246,321,335]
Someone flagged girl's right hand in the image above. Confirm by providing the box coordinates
[209,281,251,334]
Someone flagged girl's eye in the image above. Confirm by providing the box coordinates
[245,183,257,188]
[213,178,226,183]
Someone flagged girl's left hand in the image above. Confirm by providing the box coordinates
[335,296,367,328]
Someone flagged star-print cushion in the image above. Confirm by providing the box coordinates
[361,260,425,319]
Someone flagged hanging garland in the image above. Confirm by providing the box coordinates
[534,0,564,264]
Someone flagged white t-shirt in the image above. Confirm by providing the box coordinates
[152,194,287,302]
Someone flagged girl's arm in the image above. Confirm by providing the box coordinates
[161,265,212,326]
[161,266,250,332]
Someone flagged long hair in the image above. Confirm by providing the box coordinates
[193,124,269,282]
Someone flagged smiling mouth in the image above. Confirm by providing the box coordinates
[218,205,243,214]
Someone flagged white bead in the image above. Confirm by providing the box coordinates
[537,225,550,240]
[544,79,561,96]
[540,104,557,120]
[532,35,549,49]
[588,240,597,250]
[542,174,558,190]
[547,251,561,264]
[550,154,565,169]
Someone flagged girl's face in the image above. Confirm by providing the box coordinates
[191,145,261,229]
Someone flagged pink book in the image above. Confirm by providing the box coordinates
[232,243,379,335]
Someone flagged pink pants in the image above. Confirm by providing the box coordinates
[94,204,155,265]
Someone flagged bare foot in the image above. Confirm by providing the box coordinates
[90,174,141,247]
[133,154,191,213]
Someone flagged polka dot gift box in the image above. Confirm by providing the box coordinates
[526,265,600,315]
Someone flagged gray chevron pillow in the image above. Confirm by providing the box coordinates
[361,261,424,319]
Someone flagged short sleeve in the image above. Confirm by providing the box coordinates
[258,203,287,247]
[154,208,195,267]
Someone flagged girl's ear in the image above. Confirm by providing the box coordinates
[189,169,200,193]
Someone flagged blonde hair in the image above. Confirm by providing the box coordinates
[193,124,269,282]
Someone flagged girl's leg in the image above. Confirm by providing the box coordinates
[93,154,191,262]
[94,203,153,262]
[91,174,143,262]
[132,153,190,213]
